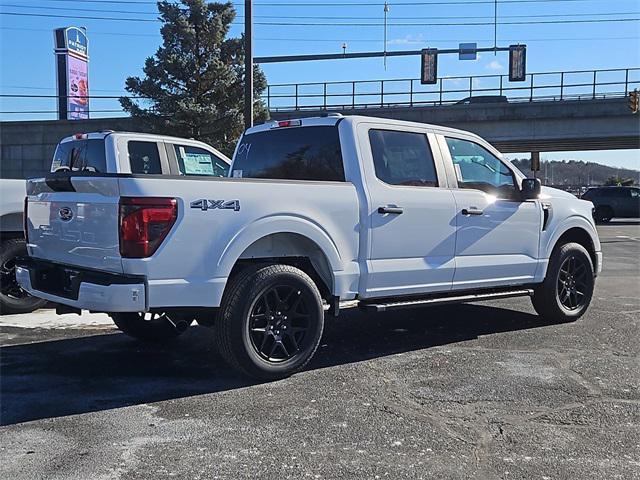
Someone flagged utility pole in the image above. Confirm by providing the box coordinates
[244,0,253,130]
[494,0,498,55]
[383,2,389,70]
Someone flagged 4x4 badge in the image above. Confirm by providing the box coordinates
[190,199,240,212]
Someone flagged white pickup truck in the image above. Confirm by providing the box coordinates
[0,130,229,314]
[17,115,601,379]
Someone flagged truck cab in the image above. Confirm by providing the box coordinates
[18,116,601,380]
[51,131,230,176]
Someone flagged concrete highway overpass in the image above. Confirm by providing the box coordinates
[270,97,640,154]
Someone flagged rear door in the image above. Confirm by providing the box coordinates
[165,142,230,177]
[357,122,457,298]
[26,176,123,273]
[438,135,541,290]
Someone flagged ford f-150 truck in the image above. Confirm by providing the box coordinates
[0,131,229,314]
[17,115,602,380]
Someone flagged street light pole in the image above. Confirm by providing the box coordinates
[244,0,253,130]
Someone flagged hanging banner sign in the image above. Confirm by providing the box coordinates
[54,27,89,120]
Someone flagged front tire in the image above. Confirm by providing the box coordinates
[532,242,595,323]
[110,312,192,342]
[0,238,47,315]
[215,264,325,380]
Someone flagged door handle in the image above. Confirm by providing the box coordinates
[378,206,403,215]
[462,207,484,216]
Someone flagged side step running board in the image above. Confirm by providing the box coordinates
[360,288,534,313]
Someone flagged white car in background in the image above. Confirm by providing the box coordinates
[0,131,230,314]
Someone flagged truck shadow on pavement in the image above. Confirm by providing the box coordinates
[1,303,555,426]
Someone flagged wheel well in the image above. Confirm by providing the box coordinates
[554,227,597,267]
[229,233,334,301]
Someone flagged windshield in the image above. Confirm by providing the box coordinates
[51,138,107,173]
[231,126,345,182]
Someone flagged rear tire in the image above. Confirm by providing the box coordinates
[593,206,613,223]
[532,242,594,323]
[0,238,47,315]
[110,312,192,342]
[214,264,325,380]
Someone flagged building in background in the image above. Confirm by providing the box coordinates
[53,26,89,120]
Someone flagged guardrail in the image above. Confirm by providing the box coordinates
[265,67,640,111]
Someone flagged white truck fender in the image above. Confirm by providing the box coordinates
[216,214,345,279]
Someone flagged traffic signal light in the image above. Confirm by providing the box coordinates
[629,89,639,114]
[421,49,438,85]
[509,45,527,82]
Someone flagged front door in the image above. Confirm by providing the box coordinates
[358,124,458,298]
[439,135,542,290]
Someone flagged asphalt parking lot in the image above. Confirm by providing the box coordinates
[1,221,638,480]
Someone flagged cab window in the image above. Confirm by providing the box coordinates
[128,141,162,174]
[173,144,229,177]
[369,129,438,187]
[445,137,517,198]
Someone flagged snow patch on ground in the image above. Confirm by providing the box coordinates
[0,309,114,329]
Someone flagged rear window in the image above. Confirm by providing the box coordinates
[173,144,229,177]
[51,138,106,173]
[231,126,345,182]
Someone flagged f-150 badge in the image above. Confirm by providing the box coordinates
[190,199,240,212]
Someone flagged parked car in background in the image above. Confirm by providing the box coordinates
[582,186,640,223]
[0,131,230,314]
[454,95,508,105]
[18,115,601,380]
[0,179,48,314]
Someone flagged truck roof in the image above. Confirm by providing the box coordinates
[59,131,211,145]
[246,114,480,140]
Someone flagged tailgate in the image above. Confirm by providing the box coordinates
[26,175,123,273]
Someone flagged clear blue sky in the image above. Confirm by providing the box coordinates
[1,0,639,169]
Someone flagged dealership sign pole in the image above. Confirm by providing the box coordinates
[54,27,89,120]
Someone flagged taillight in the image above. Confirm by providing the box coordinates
[119,197,177,258]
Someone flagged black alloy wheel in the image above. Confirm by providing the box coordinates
[248,285,311,363]
[557,254,590,311]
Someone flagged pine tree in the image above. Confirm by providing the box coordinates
[120,0,268,155]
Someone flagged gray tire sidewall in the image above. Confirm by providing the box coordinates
[0,239,47,315]
[227,266,324,378]
[547,243,594,319]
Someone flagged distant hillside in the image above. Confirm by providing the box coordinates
[511,159,639,186]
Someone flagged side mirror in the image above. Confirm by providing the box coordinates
[521,178,541,200]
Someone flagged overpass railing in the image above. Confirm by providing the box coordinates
[265,67,640,112]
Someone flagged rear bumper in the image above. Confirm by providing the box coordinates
[16,257,147,312]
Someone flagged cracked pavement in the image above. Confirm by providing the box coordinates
[1,221,638,479]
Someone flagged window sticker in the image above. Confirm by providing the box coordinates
[183,153,215,175]
[232,169,243,178]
